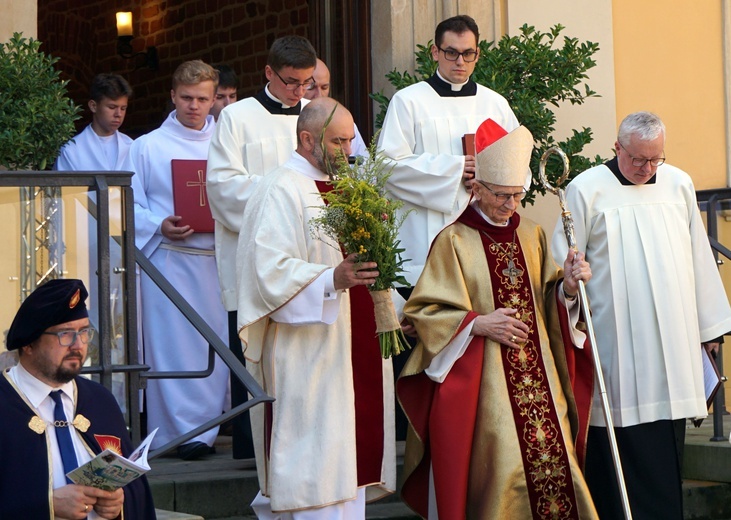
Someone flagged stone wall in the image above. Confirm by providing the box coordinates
[37,0,309,137]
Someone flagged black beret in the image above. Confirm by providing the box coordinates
[6,279,89,350]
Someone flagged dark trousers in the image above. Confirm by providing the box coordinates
[228,311,255,459]
[585,419,685,519]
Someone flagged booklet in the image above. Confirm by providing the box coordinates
[692,349,724,428]
[66,428,158,491]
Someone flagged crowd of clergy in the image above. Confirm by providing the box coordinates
[15,12,729,520]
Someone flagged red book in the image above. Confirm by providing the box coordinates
[171,159,215,233]
[462,133,475,156]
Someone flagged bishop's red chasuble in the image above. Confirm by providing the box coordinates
[398,206,596,519]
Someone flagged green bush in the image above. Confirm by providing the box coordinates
[372,24,606,204]
[0,33,81,170]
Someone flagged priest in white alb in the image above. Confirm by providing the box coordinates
[124,60,229,460]
[377,15,520,290]
[237,97,396,519]
[551,111,731,519]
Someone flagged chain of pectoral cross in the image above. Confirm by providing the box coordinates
[480,229,524,285]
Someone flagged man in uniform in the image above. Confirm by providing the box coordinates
[0,279,156,519]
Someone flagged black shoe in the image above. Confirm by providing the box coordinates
[177,441,211,460]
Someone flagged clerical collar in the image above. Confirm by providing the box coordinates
[606,156,656,185]
[471,201,510,226]
[254,86,302,116]
[426,71,477,97]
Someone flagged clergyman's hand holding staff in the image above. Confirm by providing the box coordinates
[539,147,633,520]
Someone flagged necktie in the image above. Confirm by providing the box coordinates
[49,390,78,484]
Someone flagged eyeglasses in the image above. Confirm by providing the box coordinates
[42,327,95,347]
[272,69,315,92]
[437,46,479,62]
[618,142,665,167]
[478,182,526,203]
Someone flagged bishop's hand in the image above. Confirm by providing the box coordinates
[562,249,591,297]
[472,307,529,348]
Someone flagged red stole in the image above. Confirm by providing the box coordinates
[315,180,385,487]
[399,206,584,519]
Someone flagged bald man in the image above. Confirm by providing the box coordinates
[304,58,368,157]
[236,97,396,519]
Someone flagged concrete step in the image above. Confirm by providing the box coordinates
[147,429,731,520]
[155,509,204,520]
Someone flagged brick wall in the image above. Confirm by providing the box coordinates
[38,0,310,138]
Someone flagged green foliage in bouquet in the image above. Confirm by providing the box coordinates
[310,127,411,358]
[371,24,607,204]
[0,33,81,170]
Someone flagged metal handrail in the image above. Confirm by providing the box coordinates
[697,188,731,441]
[0,172,273,450]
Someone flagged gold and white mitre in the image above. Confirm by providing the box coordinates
[474,119,534,187]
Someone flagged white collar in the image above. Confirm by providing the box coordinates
[471,201,510,227]
[286,151,331,181]
[11,361,75,409]
[265,84,293,109]
[437,69,469,92]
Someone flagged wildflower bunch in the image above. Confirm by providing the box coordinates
[310,136,411,358]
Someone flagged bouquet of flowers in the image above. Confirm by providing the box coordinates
[310,134,411,358]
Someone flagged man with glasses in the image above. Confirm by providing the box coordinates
[0,279,156,519]
[398,119,598,518]
[551,111,731,519]
[206,35,317,460]
[378,14,520,295]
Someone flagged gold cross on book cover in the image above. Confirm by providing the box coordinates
[171,159,215,233]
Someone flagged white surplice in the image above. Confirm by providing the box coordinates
[55,124,133,172]
[55,125,134,410]
[377,73,519,285]
[207,88,309,311]
[237,152,395,515]
[551,163,731,427]
[125,111,229,448]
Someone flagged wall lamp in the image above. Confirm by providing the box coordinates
[116,12,158,71]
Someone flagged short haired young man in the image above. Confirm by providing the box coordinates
[378,15,520,293]
[123,60,230,460]
[210,64,238,121]
[55,73,133,171]
[206,35,317,459]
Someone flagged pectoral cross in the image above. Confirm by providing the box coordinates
[187,169,206,207]
[502,258,524,285]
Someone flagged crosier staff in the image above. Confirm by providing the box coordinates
[539,147,633,520]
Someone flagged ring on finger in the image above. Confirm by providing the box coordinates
[84,505,89,512]
[510,335,517,342]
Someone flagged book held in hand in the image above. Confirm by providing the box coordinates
[66,428,158,491]
[171,159,215,233]
[462,133,476,156]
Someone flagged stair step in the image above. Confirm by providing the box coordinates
[155,509,204,520]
